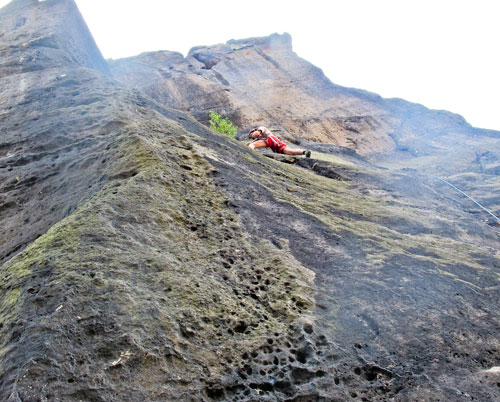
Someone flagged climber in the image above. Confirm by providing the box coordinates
[246,126,311,157]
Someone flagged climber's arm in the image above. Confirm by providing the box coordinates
[246,139,267,149]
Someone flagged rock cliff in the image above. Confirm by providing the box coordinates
[1,1,500,401]
[109,33,480,157]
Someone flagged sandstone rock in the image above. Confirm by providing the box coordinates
[110,32,483,159]
[110,30,500,222]
[1,1,500,401]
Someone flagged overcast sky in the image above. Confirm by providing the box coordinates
[2,0,499,131]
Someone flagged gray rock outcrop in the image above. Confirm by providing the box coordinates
[1,1,499,401]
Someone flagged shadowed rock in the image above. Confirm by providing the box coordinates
[1,1,500,401]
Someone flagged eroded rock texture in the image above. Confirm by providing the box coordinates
[109,32,479,158]
[1,1,500,401]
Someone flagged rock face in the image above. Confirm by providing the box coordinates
[109,30,500,219]
[0,0,112,265]
[109,33,479,157]
[1,1,500,401]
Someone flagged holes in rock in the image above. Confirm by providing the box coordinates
[260,346,273,354]
[303,322,313,334]
[249,382,273,392]
[365,370,377,382]
[334,377,340,385]
[316,335,327,347]
[362,365,393,382]
[206,387,224,399]
[274,380,293,393]
[296,346,312,364]
[291,367,314,384]
[234,321,247,333]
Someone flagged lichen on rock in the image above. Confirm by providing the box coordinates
[1,0,500,401]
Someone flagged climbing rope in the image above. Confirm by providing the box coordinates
[431,175,500,225]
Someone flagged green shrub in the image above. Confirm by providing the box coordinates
[209,110,237,138]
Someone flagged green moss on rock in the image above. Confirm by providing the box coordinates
[0,120,319,400]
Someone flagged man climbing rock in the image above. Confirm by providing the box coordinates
[247,126,311,157]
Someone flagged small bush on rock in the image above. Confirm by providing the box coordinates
[209,110,237,138]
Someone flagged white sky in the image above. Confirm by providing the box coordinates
[1,0,499,131]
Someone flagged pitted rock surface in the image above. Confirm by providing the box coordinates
[1,1,500,401]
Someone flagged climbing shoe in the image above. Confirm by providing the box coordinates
[304,150,311,158]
